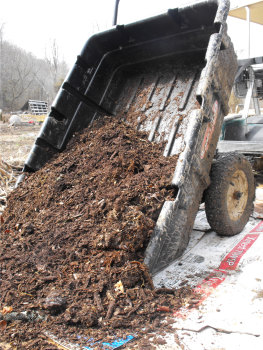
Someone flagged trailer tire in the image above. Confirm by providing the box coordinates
[204,153,255,236]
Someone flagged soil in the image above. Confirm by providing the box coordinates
[0,122,42,215]
[0,117,200,349]
[0,122,41,166]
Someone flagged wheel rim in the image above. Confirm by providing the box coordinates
[227,169,249,221]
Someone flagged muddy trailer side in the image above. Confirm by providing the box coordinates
[22,0,237,274]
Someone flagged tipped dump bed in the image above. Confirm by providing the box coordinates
[23,0,237,274]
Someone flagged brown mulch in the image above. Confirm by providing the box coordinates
[0,117,199,349]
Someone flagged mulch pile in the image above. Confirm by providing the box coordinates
[0,117,199,349]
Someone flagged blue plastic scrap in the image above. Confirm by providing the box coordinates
[82,335,135,349]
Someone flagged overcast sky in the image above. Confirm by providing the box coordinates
[1,0,263,65]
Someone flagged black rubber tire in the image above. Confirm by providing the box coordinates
[204,153,255,236]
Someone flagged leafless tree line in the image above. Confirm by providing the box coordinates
[0,26,68,112]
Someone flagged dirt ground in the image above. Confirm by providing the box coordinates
[0,121,42,215]
[0,122,41,165]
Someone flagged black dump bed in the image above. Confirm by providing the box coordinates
[23,0,237,274]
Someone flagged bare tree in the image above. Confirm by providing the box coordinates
[0,37,69,112]
[2,43,38,109]
[46,39,59,84]
[0,23,4,110]
[45,39,68,97]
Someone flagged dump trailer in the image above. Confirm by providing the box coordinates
[20,0,254,275]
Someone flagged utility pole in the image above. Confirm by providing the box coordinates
[245,6,251,58]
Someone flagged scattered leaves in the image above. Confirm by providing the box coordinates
[1,306,13,314]
[0,320,7,330]
[114,280,124,294]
